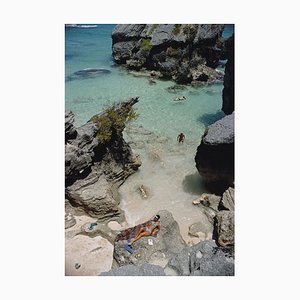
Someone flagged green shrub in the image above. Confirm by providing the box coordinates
[92,104,139,142]
[140,38,153,51]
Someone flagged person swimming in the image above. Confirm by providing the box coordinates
[177,133,185,143]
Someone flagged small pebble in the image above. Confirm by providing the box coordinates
[75,263,81,269]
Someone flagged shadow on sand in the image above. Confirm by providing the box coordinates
[182,172,206,196]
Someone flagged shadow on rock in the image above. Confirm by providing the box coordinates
[197,110,225,127]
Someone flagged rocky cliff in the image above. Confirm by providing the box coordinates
[195,112,234,194]
[222,34,234,114]
[65,97,141,219]
[112,24,226,84]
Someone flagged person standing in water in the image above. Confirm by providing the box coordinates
[177,133,185,144]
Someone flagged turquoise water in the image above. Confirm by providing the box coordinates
[65,24,232,141]
[65,24,233,242]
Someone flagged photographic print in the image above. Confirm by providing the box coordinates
[65,24,234,276]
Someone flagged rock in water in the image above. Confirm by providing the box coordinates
[66,68,111,81]
[111,24,226,84]
[195,112,234,194]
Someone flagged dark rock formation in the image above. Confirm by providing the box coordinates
[65,110,77,141]
[166,240,234,276]
[195,112,234,194]
[112,24,225,84]
[113,210,186,268]
[65,97,141,219]
[222,35,234,114]
[100,263,166,276]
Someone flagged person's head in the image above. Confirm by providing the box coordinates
[153,214,160,221]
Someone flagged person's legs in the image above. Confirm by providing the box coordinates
[130,230,151,244]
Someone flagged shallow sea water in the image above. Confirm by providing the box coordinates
[65,24,232,244]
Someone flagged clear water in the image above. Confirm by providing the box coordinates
[65,24,233,244]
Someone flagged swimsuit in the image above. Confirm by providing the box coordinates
[145,221,158,233]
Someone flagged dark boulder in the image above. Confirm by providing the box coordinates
[195,112,234,194]
[222,34,234,114]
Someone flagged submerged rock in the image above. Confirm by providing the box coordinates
[66,68,111,82]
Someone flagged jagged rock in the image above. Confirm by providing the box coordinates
[219,187,235,211]
[112,24,227,83]
[215,211,234,247]
[65,111,77,141]
[113,210,186,268]
[66,167,120,219]
[65,97,141,218]
[195,112,234,194]
[166,240,234,276]
[100,263,166,276]
[222,34,234,114]
[112,41,138,64]
[112,24,146,43]
[65,200,76,229]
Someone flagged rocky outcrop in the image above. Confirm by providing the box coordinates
[222,35,234,114]
[65,110,77,141]
[113,210,186,268]
[65,97,141,219]
[112,24,226,84]
[215,211,234,247]
[219,186,234,211]
[195,112,234,194]
[100,263,166,276]
[166,240,234,276]
[214,187,235,247]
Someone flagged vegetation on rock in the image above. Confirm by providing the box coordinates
[140,38,153,51]
[92,104,139,142]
